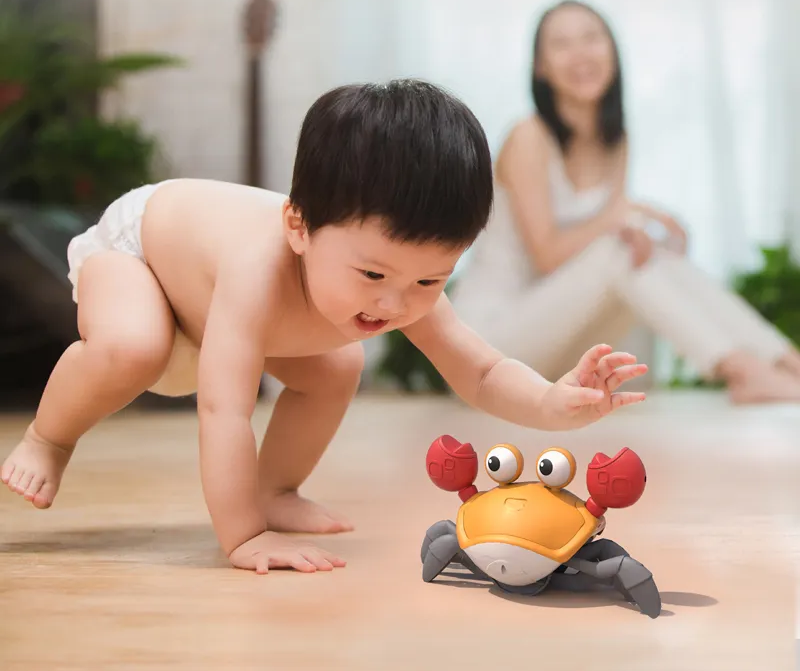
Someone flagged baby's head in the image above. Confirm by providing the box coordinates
[283,79,493,340]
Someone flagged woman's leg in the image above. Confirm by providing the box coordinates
[657,252,794,359]
[612,249,800,402]
[542,296,638,382]
[480,236,636,380]
[1,251,177,508]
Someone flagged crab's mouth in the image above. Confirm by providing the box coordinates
[354,312,388,333]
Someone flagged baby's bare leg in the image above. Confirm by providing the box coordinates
[1,252,176,508]
[259,343,364,533]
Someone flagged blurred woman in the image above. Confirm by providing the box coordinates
[451,0,800,403]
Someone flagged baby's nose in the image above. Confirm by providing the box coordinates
[376,293,404,315]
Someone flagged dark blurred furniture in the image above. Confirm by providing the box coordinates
[0,205,79,408]
[0,205,197,411]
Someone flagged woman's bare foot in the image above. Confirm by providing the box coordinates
[776,348,800,378]
[727,366,800,404]
[1,423,74,509]
[263,491,354,534]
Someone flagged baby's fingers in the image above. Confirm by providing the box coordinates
[568,386,604,408]
[606,363,649,391]
[611,391,646,409]
[319,549,347,568]
[573,344,613,383]
[300,548,336,571]
[282,552,318,573]
[255,553,270,575]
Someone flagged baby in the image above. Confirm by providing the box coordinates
[1,79,647,574]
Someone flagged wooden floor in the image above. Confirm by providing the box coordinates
[0,390,797,670]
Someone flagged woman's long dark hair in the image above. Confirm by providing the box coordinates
[531,1,625,151]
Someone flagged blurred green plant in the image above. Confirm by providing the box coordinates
[374,283,454,393]
[0,4,182,208]
[733,244,800,343]
[10,117,158,207]
[376,329,450,393]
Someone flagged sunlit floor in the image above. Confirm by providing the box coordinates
[0,390,798,670]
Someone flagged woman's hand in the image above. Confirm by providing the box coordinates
[660,213,688,254]
[619,226,654,268]
[629,202,688,255]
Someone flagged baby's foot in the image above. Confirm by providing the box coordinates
[264,491,354,534]
[1,424,73,509]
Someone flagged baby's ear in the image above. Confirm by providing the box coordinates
[282,200,309,254]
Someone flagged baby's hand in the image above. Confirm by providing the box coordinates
[542,344,647,428]
[228,531,347,574]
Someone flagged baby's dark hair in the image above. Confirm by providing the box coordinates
[289,79,493,247]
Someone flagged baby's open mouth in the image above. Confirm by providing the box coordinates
[354,312,389,332]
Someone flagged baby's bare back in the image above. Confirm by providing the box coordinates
[139,179,349,358]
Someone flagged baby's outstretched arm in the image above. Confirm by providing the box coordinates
[402,296,647,431]
[197,249,345,574]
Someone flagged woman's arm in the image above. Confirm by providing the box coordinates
[495,118,629,275]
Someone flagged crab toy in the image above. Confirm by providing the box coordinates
[421,435,661,618]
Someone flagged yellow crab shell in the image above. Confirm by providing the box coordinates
[456,480,598,565]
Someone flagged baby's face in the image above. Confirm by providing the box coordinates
[289,215,466,340]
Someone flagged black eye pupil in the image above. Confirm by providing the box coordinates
[539,459,553,476]
[488,456,500,471]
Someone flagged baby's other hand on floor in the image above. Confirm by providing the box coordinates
[228,530,347,574]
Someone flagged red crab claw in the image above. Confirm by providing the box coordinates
[585,447,647,518]
[426,435,479,502]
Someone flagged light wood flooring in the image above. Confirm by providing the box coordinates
[0,390,798,670]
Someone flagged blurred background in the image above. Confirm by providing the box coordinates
[2,0,800,407]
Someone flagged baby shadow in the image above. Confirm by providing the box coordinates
[434,567,717,618]
[0,522,369,570]
[0,523,230,569]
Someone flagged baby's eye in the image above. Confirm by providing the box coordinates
[362,270,384,280]
[417,279,440,287]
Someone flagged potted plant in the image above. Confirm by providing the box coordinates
[0,3,181,211]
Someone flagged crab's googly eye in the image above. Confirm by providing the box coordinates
[484,444,524,484]
[536,448,576,489]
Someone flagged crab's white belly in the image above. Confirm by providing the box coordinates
[463,543,560,586]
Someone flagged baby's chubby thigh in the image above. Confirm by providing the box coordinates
[146,328,201,397]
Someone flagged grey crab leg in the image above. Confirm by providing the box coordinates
[421,520,457,563]
[422,533,462,582]
[562,539,661,618]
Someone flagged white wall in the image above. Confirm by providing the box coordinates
[97,0,405,192]
[98,0,248,182]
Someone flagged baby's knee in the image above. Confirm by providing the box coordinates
[86,330,173,383]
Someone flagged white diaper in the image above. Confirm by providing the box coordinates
[66,180,200,398]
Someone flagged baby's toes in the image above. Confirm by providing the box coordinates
[0,461,14,485]
[33,481,57,509]
[14,471,35,495]
[7,467,26,492]
[24,475,46,502]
